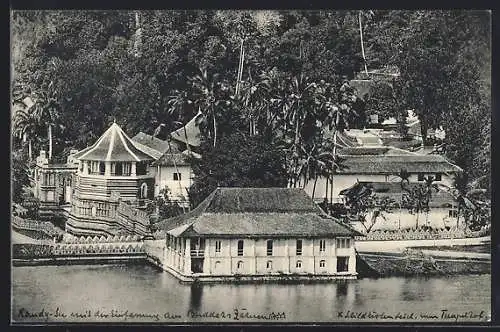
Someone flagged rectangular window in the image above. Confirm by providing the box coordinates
[136,162,147,175]
[173,172,182,181]
[99,162,105,175]
[296,239,302,256]
[90,161,99,174]
[435,173,442,181]
[319,240,326,252]
[449,210,458,218]
[215,240,221,253]
[237,240,244,256]
[111,162,123,176]
[337,257,349,272]
[320,260,326,268]
[336,238,351,249]
[267,240,273,256]
[123,163,131,176]
[418,173,425,181]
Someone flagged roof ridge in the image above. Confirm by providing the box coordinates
[116,125,140,162]
[74,122,154,162]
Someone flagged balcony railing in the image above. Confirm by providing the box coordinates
[190,249,205,257]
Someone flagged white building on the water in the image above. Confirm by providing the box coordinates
[158,187,362,282]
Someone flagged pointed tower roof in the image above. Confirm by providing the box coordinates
[73,122,155,162]
[169,113,201,147]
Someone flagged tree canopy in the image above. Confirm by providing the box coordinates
[11,10,491,208]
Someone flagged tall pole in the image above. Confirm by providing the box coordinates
[330,130,337,205]
[235,39,244,96]
[48,124,52,160]
[134,11,142,57]
[358,11,369,76]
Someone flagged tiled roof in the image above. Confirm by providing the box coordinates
[131,132,170,153]
[169,114,201,147]
[349,79,373,100]
[323,129,360,148]
[159,187,361,238]
[130,140,164,160]
[337,154,462,174]
[339,181,457,208]
[339,146,416,156]
[73,123,155,162]
[153,151,190,166]
[179,213,359,238]
[153,150,201,167]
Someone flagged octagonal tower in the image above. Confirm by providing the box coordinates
[66,122,156,236]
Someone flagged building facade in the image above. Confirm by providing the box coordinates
[66,122,156,236]
[32,150,79,219]
[299,146,462,204]
[159,187,361,282]
[339,181,461,232]
[131,117,200,204]
[152,152,195,206]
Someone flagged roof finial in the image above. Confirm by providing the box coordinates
[113,117,116,124]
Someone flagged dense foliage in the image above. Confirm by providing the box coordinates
[11,10,490,211]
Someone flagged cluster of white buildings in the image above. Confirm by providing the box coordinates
[26,108,463,281]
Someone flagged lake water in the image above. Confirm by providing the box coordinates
[11,264,491,323]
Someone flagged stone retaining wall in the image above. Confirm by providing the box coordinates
[356,227,490,241]
[12,216,65,238]
[13,241,145,258]
[62,234,142,244]
[116,201,151,236]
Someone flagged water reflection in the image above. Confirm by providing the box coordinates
[11,265,491,323]
[352,283,363,306]
[189,283,203,311]
[400,277,434,302]
[337,281,348,296]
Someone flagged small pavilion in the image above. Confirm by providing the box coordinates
[66,122,156,236]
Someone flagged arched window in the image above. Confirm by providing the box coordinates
[140,183,148,198]
[266,261,273,269]
[320,260,326,268]
[215,261,221,271]
[296,260,302,268]
[237,261,244,269]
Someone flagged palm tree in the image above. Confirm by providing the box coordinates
[394,168,411,229]
[435,173,488,230]
[152,123,186,214]
[32,80,60,160]
[422,175,438,228]
[254,68,291,138]
[186,67,231,148]
[322,80,360,204]
[13,106,37,162]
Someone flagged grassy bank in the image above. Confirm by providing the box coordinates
[12,228,54,241]
[410,244,490,253]
[357,250,490,278]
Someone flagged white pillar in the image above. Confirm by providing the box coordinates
[83,161,89,175]
[184,238,191,274]
[285,239,290,274]
[105,161,111,176]
[249,239,256,275]
[131,162,137,176]
[203,238,210,274]
[349,240,357,274]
